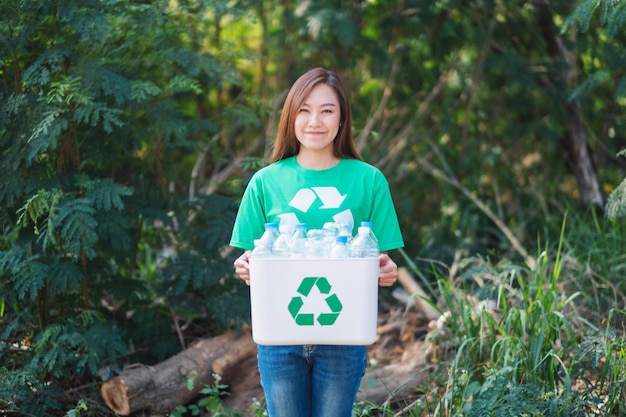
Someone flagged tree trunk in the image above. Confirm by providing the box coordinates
[100,330,256,416]
[561,104,605,208]
[534,0,605,209]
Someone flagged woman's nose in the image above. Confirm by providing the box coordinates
[308,113,321,126]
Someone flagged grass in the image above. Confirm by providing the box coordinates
[349,214,626,416]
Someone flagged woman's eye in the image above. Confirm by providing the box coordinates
[299,108,309,113]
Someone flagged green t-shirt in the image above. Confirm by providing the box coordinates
[229,157,404,252]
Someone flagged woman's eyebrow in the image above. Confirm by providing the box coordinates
[302,102,336,107]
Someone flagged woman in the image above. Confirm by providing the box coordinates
[230,67,404,417]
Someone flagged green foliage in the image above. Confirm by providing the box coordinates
[167,373,270,417]
[408,218,626,416]
[463,376,586,417]
[567,0,626,39]
[352,208,626,417]
[605,176,626,219]
[568,207,626,299]
[431,250,578,394]
[64,400,89,417]
[170,374,240,417]
[0,0,252,414]
[605,150,626,219]
[0,368,63,417]
[29,311,127,379]
[571,323,626,414]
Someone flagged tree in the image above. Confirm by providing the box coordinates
[565,0,626,219]
[0,1,251,414]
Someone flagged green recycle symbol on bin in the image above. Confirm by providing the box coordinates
[288,276,343,326]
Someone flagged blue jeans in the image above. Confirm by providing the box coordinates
[257,344,368,417]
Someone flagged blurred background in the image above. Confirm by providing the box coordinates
[1,1,625,415]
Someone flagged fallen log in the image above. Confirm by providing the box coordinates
[100,330,256,415]
[210,332,257,381]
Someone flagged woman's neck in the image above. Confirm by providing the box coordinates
[296,152,340,170]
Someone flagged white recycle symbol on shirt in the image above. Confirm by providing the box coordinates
[278,187,354,228]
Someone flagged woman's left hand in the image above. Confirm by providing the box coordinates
[378,253,398,287]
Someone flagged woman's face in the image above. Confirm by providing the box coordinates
[294,83,341,157]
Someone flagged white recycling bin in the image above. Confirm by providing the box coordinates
[249,257,379,345]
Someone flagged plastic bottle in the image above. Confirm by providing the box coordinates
[259,222,279,249]
[350,226,379,258]
[250,239,272,258]
[288,223,308,258]
[320,222,339,255]
[337,223,353,245]
[272,223,294,258]
[329,235,350,258]
[360,221,379,246]
[306,229,328,257]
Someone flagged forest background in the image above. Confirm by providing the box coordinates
[1,0,626,416]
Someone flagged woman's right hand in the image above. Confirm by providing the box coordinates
[233,250,252,285]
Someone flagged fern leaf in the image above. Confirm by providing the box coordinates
[17,189,63,251]
[47,75,88,105]
[77,309,104,327]
[74,101,124,133]
[605,177,626,219]
[167,74,203,95]
[604,0,626,38]
[32,317,127,378]
[3,93,29,117]
[82,321,128,370]
[52,197,98,259]
[567,0,626,40]
[168,251,209,293]
[48,258,84,293]
[26,109,68,167]
[35,323,64,349]
[0,163,23,207]
[5,251,48,301]
[95,211,132,252]
[16,189,62,233]
[130,80,163,102]
[84,177,132,211]
[0,244,26,275]
[563,0,600,33]
[93,68,131,106]
[32,327,84,378]
[22,48,71,88]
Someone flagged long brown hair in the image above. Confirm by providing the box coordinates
[269,68,362,163]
